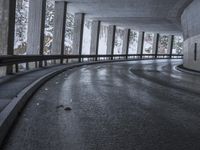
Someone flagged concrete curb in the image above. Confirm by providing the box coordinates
[176,65,200,76]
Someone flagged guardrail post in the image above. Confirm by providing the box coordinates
[44,60,47,67]
[35,61,38,68]
[15,63,19,73]
[52,1,67,64]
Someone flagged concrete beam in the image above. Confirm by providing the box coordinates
[122,29,130,58]
[0,0,16,74]
[90,21,100,57]
[72,13,84,62]
[152,33,160,57]
[63,0,192,33]
[106,25,116,57]
[167,35,174,57]
[137,31,145,56]
[27,0,46,55]
[52,1,67,60]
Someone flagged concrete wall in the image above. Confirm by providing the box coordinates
[183,35,200,71]
[181,0,200,71]
[181,0,200,40]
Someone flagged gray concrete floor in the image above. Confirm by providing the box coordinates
[2,59,200,150]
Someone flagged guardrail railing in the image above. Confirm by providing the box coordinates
[0,54,183,73]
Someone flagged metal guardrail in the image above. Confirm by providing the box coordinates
[0,54,183,73]
[0,54,183,66]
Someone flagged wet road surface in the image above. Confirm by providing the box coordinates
[2,60,200,150]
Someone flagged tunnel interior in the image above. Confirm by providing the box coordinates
[1,0,200,149]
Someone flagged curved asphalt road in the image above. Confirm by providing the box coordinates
[2,59,200,150]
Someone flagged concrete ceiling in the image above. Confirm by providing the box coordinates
[57,0,193,34]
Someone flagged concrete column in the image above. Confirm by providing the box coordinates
[72,13,84,62]
[27,0,46,55]
[137,31,145,57]
[0,0,16,74]
[52,1,67,61]
[167,35,174,57]
[90,21,100,57]
[152,33,159,58]
[122,29,130,58]
[106,25,116,57]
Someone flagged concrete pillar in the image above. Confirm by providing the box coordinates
[152,33,159,58]
[0,0,16,74]
[72,13,84,62]
[52,1,67,62]
[167,35,174,57]
[27,0,46,55]
[137,31,145,57]
[122,29,130,58]
[106,25,116,57]
[90,21,100,57]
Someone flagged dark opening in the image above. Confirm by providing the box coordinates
[194,43,197,61]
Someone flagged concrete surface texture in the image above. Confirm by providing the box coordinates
[52,1,67,55]
[90,21,100,55]
[106,25,115,55]
[57,0,192,33]
[27,0,46,55]
[183,34,200,71]
[72,13,84,55]
[180,0,200,71]
[2,60,200,150]
[122,29,130,55]
[0,65,70,113]
[0,0,15,56]
[181,0,200,39]
[0,0,9,55]
[137,31,145,54]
